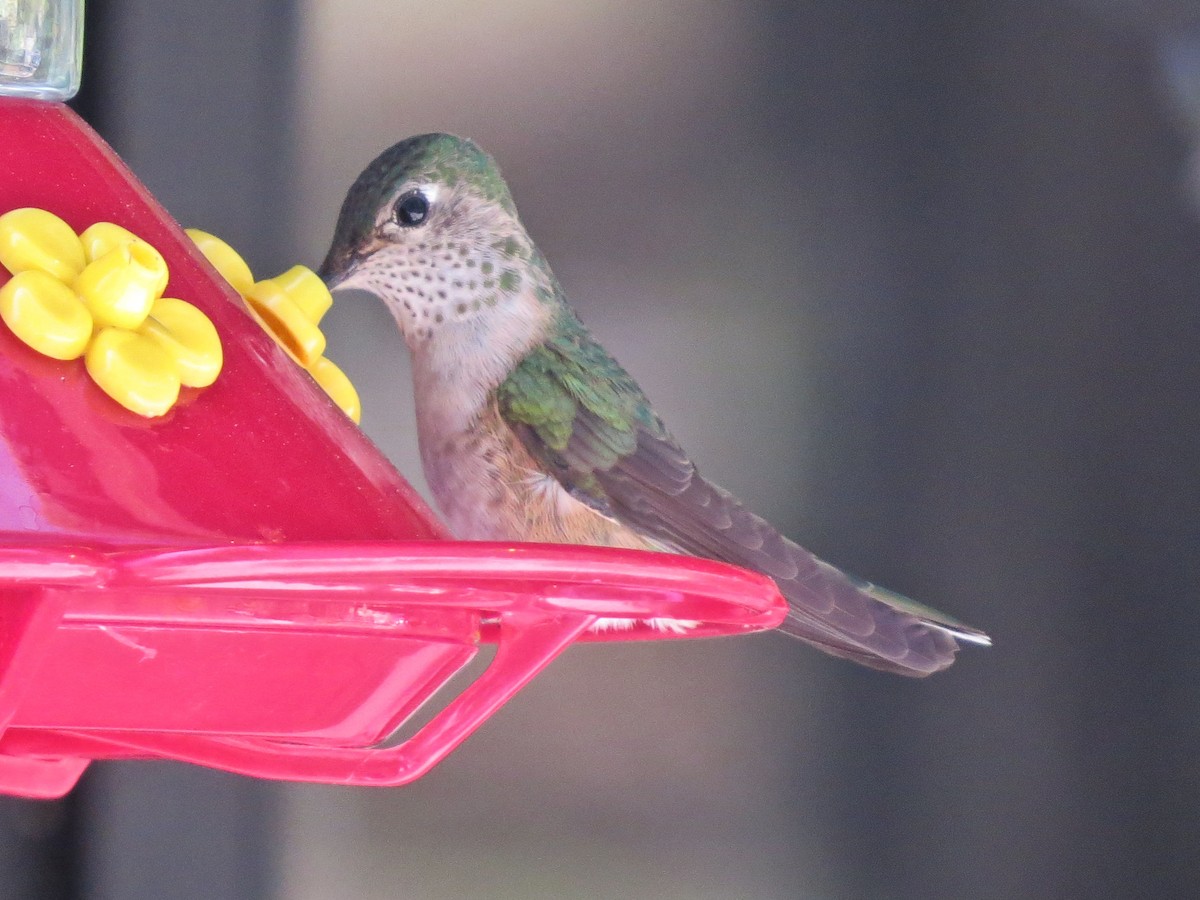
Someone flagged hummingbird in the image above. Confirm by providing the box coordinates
[319,133,990,676]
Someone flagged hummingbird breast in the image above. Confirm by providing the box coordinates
[418,395,662,551]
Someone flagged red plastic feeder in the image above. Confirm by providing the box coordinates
[0,99,786,799]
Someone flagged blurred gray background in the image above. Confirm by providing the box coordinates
[4,0,1200,897]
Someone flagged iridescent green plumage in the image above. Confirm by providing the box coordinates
[497,306,654,511]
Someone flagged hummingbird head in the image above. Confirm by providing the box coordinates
[319,133,555,354]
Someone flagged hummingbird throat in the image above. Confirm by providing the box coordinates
[367,234,531,346]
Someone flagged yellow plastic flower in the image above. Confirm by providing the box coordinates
[0,209,225,417]
[183,230,362,421]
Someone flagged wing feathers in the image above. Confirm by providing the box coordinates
[497,322,988,676]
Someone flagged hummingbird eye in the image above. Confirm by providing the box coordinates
[393,191,430,227]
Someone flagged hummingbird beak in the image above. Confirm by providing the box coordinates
[317,246,358,290]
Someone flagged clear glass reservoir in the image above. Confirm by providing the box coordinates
[0,0,83,100]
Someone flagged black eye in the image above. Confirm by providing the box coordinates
[393,191,429,227]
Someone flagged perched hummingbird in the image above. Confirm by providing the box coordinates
[319,134,989,676]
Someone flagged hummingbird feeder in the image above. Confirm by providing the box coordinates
[0,1,785,800]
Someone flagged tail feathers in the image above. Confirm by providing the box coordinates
[586,428,989,676]
[775,561,991,677]
[853,578,992,646]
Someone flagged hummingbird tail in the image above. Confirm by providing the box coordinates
[774,561,991,677]
[590,443,991,675]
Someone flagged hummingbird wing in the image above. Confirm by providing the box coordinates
[497,312,988,676]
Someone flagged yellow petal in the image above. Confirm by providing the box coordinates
[186,228,255,296]
[309,356,361,423]
[139,297,223,388]
[85,327,181,417]
[0,270,93,360]
[0,208,87,282]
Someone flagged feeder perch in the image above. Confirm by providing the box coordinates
[0,97,786,799]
